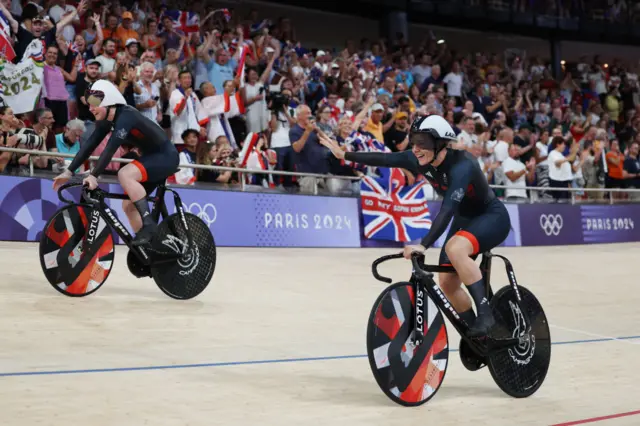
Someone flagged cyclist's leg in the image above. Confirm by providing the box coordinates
[122,199,142,233]
[437,216,476,326]
[118,161,155,244]
[445,201,511,336]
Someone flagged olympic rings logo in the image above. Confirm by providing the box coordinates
[539,214,563,236]
[180,202,217,227]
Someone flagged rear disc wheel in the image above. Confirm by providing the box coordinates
[150,212,216,300]
[487,285,551,398]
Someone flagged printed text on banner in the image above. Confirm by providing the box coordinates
[361,168,432,242]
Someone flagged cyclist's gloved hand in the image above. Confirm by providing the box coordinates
[403,244,426,260]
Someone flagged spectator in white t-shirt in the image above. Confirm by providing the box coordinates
[453,116,477,150]
[547,136,578,201]
[442,61,463,104]
[491,127,513,186]
[49,0,79,42]
[503,143,536,201]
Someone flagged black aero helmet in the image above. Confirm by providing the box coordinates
[410,114,457,156]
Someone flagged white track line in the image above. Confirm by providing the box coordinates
[550,324,640,346]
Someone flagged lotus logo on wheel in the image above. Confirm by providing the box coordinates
[179,203,217,227]
[539,214,563,236]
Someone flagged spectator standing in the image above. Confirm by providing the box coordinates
[134,62,161,123]
[363,103,385,142]
[606,139,625,198]
[169,70,207,145]
[513,124,536,164]
[205,29,242,93]
[547,136,577,201]
[42,45,77,131]
[442,61,463,105]
[623,141,640,200]
[503,143,536,201]
[289,104,329,192]
[534,130,552,200]
[49,0,80,43]
[269,88,296,188]
[454,116,477,150]
[75,59,101,140]
[245,54,277,134]
[411,53,432,87]
[9,1,87,64]
[114,11,139,50]
[96,39,117,76]
[383,111,409,152]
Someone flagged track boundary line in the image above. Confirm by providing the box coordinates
[1,334,639,378]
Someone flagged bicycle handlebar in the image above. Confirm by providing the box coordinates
[57,182,87,204]
[371,252,431,284]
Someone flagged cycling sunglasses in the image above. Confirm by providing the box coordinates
[410,131,438,150]
[85,89,105,107]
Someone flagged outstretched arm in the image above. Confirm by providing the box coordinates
[65,120,112,174]
[320,133,418,171]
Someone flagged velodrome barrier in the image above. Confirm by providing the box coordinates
[1,175,639,248]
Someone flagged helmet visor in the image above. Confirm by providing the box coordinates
[85,89,105,107]
[410,131,438,150]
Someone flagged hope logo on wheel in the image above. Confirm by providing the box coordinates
[539,214,563,236]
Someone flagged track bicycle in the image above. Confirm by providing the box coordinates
[39,181,216,300]
[366,251,551,406]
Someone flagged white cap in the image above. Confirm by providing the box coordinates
[316,50,326,57]
[371,103,385,112]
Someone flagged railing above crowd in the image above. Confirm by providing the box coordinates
[3,146,639,205]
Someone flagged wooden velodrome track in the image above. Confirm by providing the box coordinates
[0,241,638,425]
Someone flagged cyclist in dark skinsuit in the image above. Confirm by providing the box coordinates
[320,115,511,342]
[52,79,179,246]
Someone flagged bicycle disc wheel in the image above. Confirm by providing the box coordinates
[39,204,115,297]
[150,212,216,300]
[487,285,551,398]
[366,282,449,407]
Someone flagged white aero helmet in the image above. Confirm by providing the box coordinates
[410,114,457,155]
[85,79,127,108]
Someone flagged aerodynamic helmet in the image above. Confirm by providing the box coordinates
[85,79,127,108]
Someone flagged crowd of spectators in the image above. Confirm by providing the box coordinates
[1,0,640,202]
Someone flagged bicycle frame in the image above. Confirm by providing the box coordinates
[372,252,523,357]
[57,182,193,267]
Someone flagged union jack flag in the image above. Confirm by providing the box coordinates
[0,10,15,62]
[160,10,200,35]
[361,168,432,242]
